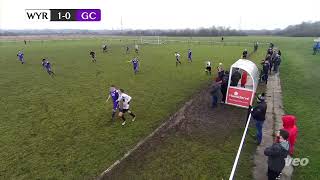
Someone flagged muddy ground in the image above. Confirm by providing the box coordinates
[100,85,250,180]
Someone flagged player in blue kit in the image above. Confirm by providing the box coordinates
[187,49,192,62]
[44,60,55,76]
[106,85,120,121]
[17,50,25,64]
[129,57,139,74]
[41,58,48,69]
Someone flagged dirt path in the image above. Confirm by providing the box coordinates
[99,85,248,179]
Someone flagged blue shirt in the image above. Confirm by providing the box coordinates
[17,52,24,59]
[132,58,139,65]
[45,62,51,69]
[110,90,119,103]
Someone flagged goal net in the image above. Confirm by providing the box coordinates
[140,36,166,45]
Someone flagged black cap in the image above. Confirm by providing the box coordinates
[257,93,266,103]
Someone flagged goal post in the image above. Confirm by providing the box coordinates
[140,36,165,45]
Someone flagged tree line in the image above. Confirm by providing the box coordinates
[1,21,319,37]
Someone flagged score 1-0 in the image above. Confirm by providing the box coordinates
[25,9,101,21]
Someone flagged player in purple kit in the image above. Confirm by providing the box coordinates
[106,85,120,121]
[43,59,55,76]
[187,49,192,62]
[129,57,139,74]
[41,59,48,70]
[17,50,25,64]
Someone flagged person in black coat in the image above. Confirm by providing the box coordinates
[273,54,281,73]
[264,129,290,180]
[262,61,270,84]
[251,93,267,145]
[220,71,229,103]
[210,83,221,108]
[230,68,241,86]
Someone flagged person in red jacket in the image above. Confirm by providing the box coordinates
[281,115,298,155]
[241,71,248,88]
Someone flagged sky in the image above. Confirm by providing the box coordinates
[0,0,319,30]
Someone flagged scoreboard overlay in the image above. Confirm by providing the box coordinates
[25,9,101,21]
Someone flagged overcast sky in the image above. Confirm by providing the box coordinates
[0,0,319,30]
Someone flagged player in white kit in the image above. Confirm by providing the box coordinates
[117,89,136,126]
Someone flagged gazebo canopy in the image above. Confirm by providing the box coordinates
[226,59,260,108]
[230,59,259,91]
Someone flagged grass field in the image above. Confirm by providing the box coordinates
[0,36,318,179]
[0,38,256,179]
[277,37,320,180]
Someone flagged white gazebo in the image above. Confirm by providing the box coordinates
[225,59,260,108]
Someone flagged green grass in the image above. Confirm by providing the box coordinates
[0,39,254,179]
[1,36,318,179]
[277,38,320,179]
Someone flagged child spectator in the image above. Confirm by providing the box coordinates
[281,115,298,155]
[264,129,290,180]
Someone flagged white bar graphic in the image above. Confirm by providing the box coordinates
[25,9,50,21]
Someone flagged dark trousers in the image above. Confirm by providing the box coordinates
[221,88,227,102]
[273,64,279,72]
[263,73,269,84]
[255,119,264,144]
[268,168,281,180]
[269,63,273,73]
[212,96,218,107]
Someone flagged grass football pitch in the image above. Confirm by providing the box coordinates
[0,36,318,179]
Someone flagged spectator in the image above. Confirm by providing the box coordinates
[265,54,272,61]
[273,54,281,73]
[267,48,273,56]
[262,61,270,84]
[269,42,274,49]
[210,83,221,108]
[220,71,229,103]
[230,68,241,86]
[281,115,298,155]
[264,129,290,180]
[251,93,267,145]
[241,71,248,88]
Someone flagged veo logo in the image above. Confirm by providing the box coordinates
[285,157,309,167]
